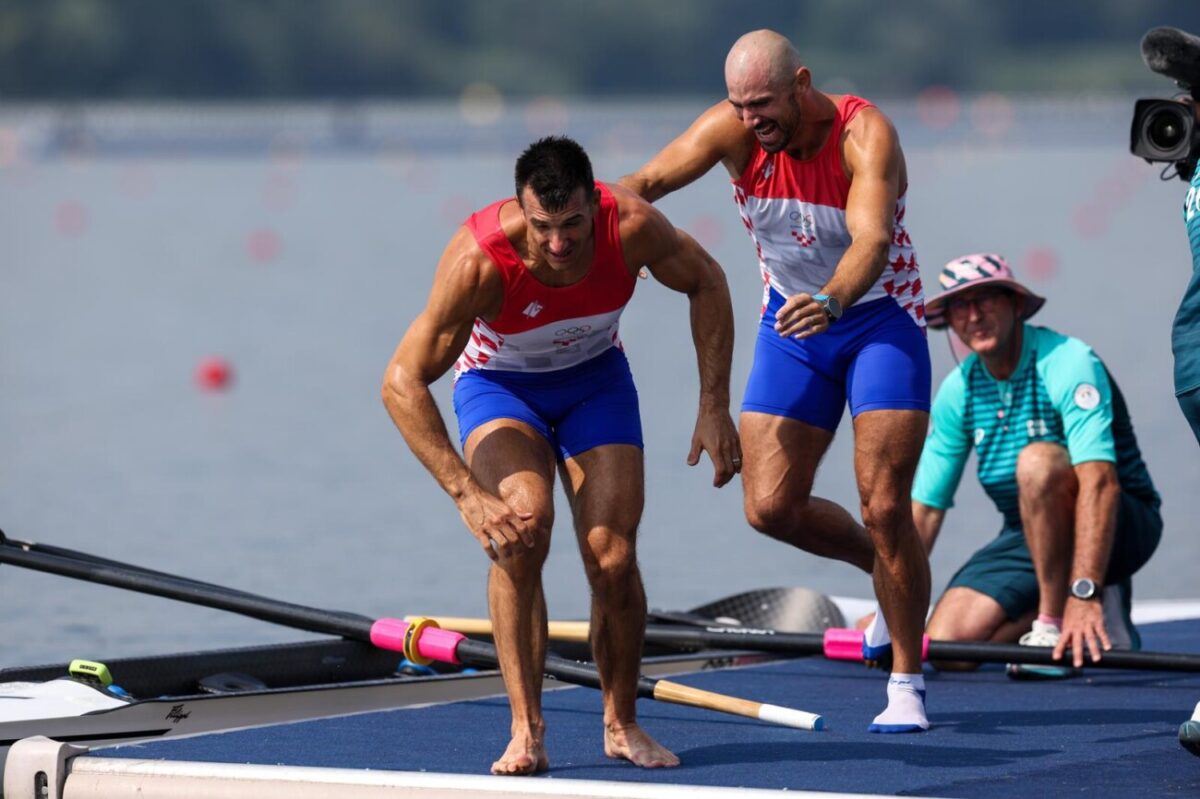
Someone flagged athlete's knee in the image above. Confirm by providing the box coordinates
[580,529,640,598]
[859,492,911,543]
[744,493,808,538]
[494,515,553,570]
[924,614,984,670]
[1016,443,1075,500]
[925,590,1002,670]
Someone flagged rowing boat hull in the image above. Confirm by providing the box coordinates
[0,637,760,777]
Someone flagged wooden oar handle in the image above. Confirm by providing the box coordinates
[409,616,824,730]
[406,615,591,643]
[651,679,823,731]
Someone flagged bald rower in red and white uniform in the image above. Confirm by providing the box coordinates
[622,29,933,733]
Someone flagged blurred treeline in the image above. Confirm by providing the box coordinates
[3,0,1200,99]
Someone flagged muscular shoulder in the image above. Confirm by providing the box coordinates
[696,100,757,156]
[433,225,504,318]
[666,100,757,180]
[842,105,902,179]
[844,105,899,147]
[610,183,676,262]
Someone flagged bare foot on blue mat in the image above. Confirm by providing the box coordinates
[491,734,549,775]
[605,722,680,768]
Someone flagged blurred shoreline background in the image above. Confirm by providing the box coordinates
[4,1,1200,667]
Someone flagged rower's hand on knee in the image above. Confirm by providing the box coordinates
[1056,598,1111,667]
[689,407,742,487]
[855,611,875,631]
[456,486,536,561]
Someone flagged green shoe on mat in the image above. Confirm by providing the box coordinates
[1180,703,1200,757]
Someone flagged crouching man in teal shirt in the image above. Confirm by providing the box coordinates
[912,253,1161,676]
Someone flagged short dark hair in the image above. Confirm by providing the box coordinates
[514,136,595,211]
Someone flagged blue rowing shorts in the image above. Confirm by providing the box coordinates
[453,347,643,460]
[742,290,931,431]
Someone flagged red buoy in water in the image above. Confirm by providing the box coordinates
[195,357,234,391]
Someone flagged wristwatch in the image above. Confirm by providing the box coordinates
[813,293,843,323]
[1070,577,1098,600]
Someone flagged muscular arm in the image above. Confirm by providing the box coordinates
[381,229,532,558]
[615,186,741,485]
[828,108,904,305]
[1036,334,1123,664]
[774,108,905,338]
[618,101,752,201]
[1056,459,1121,665]
[1072,460,1120,586]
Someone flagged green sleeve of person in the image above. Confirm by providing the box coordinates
[912,362,972,509]
[1032,326,1116,465]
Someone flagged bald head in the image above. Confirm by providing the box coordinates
[725,29,802,92]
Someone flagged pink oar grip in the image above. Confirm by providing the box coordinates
[823,628,866,661]
[368,618,465,665]
[369,618,410,652]
[414,626,466,664]
[821,628,931,661]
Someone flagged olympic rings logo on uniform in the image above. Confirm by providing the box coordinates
[787,210,815,231]
[554,325,592,336]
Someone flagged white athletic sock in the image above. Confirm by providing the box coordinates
[862,604,892,659]
[869,673,929,734]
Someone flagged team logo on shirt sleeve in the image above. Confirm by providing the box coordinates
[1073,383,1101,410]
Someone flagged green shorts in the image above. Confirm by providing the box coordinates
[946,491,1162,621]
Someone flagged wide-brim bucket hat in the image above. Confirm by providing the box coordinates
[925,252,1046,330]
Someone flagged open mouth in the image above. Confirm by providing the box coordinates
[755,121,781,141]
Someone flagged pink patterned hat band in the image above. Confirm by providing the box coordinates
[925,252,1046,329]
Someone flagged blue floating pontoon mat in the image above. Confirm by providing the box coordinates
[99,620,1200,796]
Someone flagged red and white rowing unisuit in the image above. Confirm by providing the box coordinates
[454,182,636,378]
[731,94,925,326]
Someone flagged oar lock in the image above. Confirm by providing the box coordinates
[402,616,442,666]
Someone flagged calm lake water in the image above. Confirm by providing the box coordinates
[2,97,1197,667]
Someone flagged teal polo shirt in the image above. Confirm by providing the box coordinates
[914,324,1160,528]
[1176,169,1200,395]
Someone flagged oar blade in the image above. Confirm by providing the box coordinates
[689,587,845,633]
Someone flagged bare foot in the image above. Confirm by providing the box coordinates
[604,722,680,768]
[490,734,549,776]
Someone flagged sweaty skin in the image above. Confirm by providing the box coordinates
[383,178,733,773]
[619,29,930,681]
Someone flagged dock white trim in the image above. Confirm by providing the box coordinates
[3,737,907,799]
